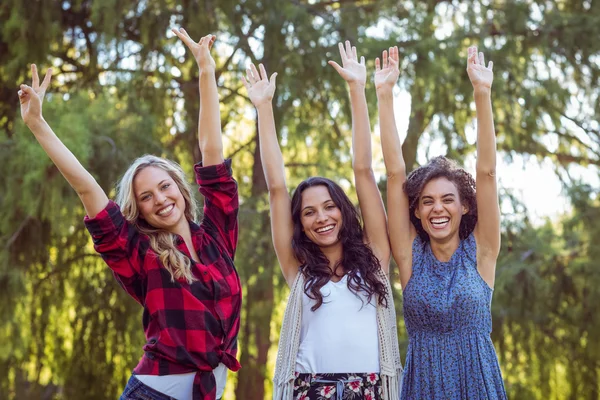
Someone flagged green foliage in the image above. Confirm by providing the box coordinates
[0,1,599,399]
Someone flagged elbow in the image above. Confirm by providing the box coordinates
[386,167,406,181]
[267,184,288,195]
[476,166,497,178]
[352,163,373,175]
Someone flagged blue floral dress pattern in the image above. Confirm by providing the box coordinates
[401,233,507,399]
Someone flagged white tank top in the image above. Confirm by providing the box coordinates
[295,274,380,373]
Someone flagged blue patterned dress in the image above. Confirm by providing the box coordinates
[401,233,507,399]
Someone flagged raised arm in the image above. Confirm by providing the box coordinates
[467,46,500,288]
[19,64,109,218]
[172,29,223,166]
[242,64,300,286]
[374,47,415,289]
[329,41,391,272]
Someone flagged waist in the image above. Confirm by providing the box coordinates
[407,326,491,339]
[138,344,240,374]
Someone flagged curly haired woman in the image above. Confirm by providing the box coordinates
[376,45,507,399]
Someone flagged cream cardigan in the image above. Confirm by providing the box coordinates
[273,268,403,399]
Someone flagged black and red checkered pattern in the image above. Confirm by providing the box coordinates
[84,159,241,400]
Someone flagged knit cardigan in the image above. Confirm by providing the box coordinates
[273,268,403,399]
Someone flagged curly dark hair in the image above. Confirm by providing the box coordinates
[290,177,388,311]
[404,156,478,242]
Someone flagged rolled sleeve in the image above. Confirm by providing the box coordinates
[84,201,146,281]
[195,158,239,259]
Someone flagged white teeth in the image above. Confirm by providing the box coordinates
[157,204,174,216]
[316,225,335,233]
[431,217,449,224]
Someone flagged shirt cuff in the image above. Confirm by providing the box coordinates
[194,158,233,185]
[83,200,123,239]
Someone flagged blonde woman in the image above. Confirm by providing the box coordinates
[18,29,240,400]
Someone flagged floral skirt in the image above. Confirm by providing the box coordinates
[293,372,382,400]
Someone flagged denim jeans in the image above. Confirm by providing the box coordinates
[120,375,175,400]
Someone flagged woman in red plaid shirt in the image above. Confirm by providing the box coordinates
[18,29,240,400]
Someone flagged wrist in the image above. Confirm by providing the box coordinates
[473,86,491,97]
[376,89,394,101]
[25,116,47,131]
[348,82,366,92]
[255,102,273,112]
[198,67,216,78]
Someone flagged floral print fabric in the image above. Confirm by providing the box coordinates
[293,372,382,400]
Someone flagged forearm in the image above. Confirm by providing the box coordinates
[27,119,108,217]
[377,90,406,176]
[349,85,372,172]
[474,88,496,174]
[198,69,224,166]
[256,103,287,191]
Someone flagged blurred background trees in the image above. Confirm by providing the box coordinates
[0,0,598,399]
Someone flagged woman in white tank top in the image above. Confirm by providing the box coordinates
[241,41,403,399]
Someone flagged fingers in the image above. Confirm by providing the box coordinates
[467,46,477,67]
[345,41,352,59]
[269,72,278,86]
[337,42,347,62]
[259,63,268,81]
[241,75,250,90]
[390,46,399,62]
[375,57,381,71]
[18,87,29,104]
[352,45,357,61]
[245,67,257,84]
[201,34,216,49]
[488,61,493,70]
[360,55,365,65]
[328,60,344,75]
[479,51,485,66]
[19,84,36,97]
[40,68,52,91]
[172,27,195,48]
[31,64,39,90]
[382,50,388,69]
[250,63,260,83]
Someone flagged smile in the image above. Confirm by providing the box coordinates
[315,224,335,233]
[430,217,449,228]
[157,204,175,216]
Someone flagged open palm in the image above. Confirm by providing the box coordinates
[328,41,366,86]
[242,63,277,107]
[467,46,493,90]
[374,46,400,91]
[18,64,52,126]
[172,28,216,71]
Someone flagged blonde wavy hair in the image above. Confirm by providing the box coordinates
[116,155,199,283]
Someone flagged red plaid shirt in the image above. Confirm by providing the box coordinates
[84,159,241,400]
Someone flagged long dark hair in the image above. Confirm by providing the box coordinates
[404,156,478,242]
[290,177,388,311]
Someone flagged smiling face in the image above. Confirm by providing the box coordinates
[300,185,343,249]
[415,177,468,243]
[133,166,188,233]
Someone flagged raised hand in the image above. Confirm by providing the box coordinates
[172,28,216,72]
[241,63,277,107]
[18,64,52,126]
[466,46,493,91]
[374,46,400,93]
[328,40,366,87]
